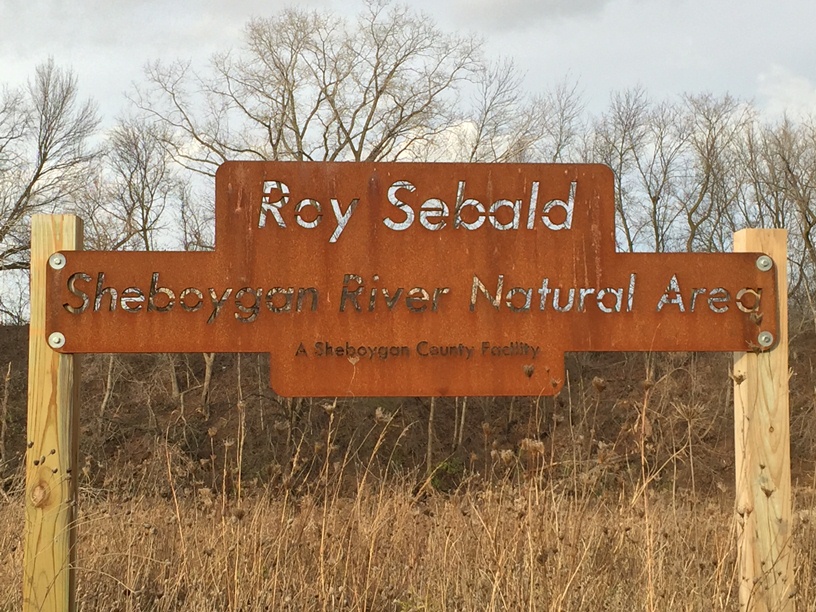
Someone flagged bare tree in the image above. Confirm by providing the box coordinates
[534,77,585,163]
[179,193,214,252]
[743,116,816,300]
[107,116,190,397]
[0,268,29,324]
[588,87,650,252]
[134,1,481,173]
[679,93,750,252]
[128,1,483,427]
[629,100,690,252]
[767,118,816,262]
[70,115,193,255]
[0,60,98,270]
[72,116,190,408]
[739,119,793,232]
[107,116,186,251]
[449,59,541,163]
[68,163,130,251]
[446,65,584,165]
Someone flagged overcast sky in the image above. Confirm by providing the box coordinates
[2,0,815,125]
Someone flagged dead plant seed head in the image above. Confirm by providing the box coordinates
[374,406,393,423]
[520,438,545,457]
[499,449,515,466]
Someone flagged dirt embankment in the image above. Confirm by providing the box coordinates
[2,324,815,497]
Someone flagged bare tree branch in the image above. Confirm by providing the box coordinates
[0,59,99,271]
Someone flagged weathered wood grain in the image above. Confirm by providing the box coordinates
[24,215,82,612]
[734,229,793,612]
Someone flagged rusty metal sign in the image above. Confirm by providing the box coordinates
[45,162,778,396]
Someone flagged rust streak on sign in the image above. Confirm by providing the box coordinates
[45,162,778,397]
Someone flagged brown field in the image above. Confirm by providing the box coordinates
[2,470,816,610]
[2,327,816,610]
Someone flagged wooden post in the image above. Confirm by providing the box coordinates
[24,215,82,612]
[733,229,793,611]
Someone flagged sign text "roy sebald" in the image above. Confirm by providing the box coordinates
[257,179,576,242]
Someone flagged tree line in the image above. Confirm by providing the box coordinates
[1,0,814,325]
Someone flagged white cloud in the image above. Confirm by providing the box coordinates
[757,65,816,120]
[449,0,613,30]
[4,0,816,127]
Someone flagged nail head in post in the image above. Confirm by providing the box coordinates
[756,255,773,272]
[48,253,66,270]
[757,331,774,348]
[48,332,66,350]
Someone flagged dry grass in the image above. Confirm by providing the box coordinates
[2,348,816,610]
[3,464,816,611]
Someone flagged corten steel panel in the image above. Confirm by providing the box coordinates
[45,162,778,397]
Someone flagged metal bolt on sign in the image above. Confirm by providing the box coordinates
[756,255,773,272]
[48,253,65,270]
[47,332,66,349]
[757,331,774,348]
